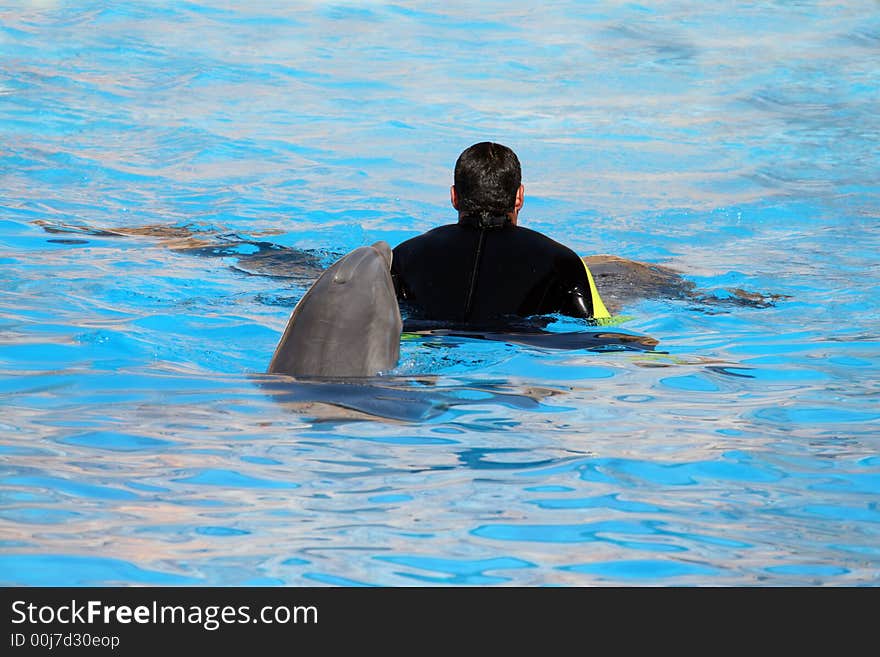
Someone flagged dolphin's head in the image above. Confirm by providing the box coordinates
[269,240,402,378]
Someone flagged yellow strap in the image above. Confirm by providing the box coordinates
[583,262,611,320]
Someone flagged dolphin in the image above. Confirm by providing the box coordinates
[267,241,402,378]
[583,255,788,313]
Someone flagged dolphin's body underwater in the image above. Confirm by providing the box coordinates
[28,222,785,384]
[267,241,402,378]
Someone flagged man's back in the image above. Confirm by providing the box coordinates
[391,222,593,323]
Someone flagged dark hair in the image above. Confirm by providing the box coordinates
[453,142,521,219]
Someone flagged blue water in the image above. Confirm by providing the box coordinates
[1,1,878,586]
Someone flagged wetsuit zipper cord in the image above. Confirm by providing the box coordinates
[462,227,487,321]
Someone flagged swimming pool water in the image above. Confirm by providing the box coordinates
[0,1,878,586]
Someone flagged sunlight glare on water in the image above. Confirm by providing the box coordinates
[0,1,878,586]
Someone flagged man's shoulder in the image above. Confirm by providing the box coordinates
[393,221,582,264]
[412,223,462,239]
[511,225,581,258]
[393,224,462,252]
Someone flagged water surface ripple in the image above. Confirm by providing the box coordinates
[0,1,878,586]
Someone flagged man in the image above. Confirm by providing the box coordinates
[391,142,610,325]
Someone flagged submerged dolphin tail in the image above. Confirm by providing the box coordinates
[268,241,402,378]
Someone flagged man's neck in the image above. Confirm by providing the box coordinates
[457,212,518,228]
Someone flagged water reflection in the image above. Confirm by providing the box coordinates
[1,0,879,587]
[257,375,557,423]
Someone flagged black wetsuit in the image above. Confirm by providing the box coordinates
[391,217,595,325]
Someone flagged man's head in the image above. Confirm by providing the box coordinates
[451,142,524,226]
